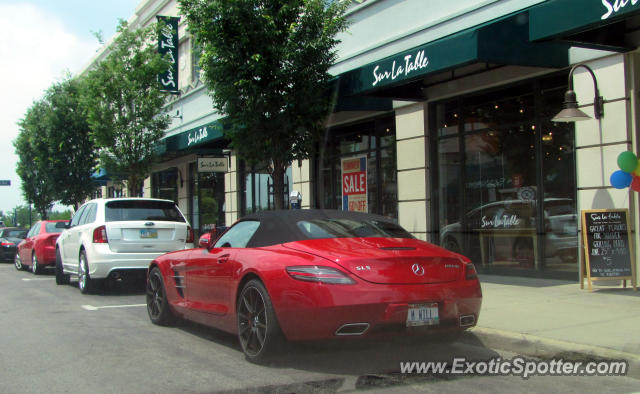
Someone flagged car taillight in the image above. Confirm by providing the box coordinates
[186,226,194,243]
[286,266,356,284]
[93,226,108,243]
[465,263,478,280]
[1,241,14,246]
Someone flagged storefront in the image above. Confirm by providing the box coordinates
[431,72,578,279]
[152,120,228,237]
[321,0,640,280]
[314,115,398,218]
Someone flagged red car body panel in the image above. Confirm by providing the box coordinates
[150,236,482,341]
[18,220,68,267]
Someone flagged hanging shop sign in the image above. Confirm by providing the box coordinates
[157,16,180,94]
[197,157,228,173]
[341,155,367,213]
[580,209,637,292]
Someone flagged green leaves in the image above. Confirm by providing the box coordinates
[14,77,97,215]
[81,21,172,197]
[180,0,349,208]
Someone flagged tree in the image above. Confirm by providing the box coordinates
[0,205,40,228]
[45,77,97,210]
[179,0,349,209]
[15,101,57,219]
[82,20,172,197]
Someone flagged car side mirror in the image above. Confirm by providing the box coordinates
[198,233,212,249]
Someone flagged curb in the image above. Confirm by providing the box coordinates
[465,327,640,379]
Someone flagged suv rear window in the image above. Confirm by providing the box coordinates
[105,200,185,222]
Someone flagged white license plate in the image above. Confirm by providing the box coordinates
[407,303,439,327]
[140,229,158,239]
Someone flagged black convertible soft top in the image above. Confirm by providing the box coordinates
[238,209,405,248]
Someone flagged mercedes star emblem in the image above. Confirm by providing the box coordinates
[411,263,425,276]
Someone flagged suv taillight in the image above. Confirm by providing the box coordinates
[186,226,194,244]
[465,263,478,280]
[93,225,108,243]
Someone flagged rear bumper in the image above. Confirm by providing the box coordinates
[85,244,191,279]
[271,278,482,341]
[0,247,16,261]
[39,246,57,266]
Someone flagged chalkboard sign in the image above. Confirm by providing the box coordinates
[581,209,636,291]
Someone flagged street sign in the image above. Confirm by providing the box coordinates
[0,180,10,186]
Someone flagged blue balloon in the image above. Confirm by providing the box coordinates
[610,170,632,189]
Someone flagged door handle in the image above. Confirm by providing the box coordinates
[217,254,230,264]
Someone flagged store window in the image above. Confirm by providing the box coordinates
[151,168,178,203]
[107,185,124,198]
[315,115,397,218]
[188,162,226,237]
[240,162,292,214]
[433,73,577,279]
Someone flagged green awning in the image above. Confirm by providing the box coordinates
[336,12,570,97]
[529,0,640,42]
[157,119,225,155]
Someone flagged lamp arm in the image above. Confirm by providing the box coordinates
[567,64,603,119]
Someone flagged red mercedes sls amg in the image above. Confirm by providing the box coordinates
[146,210,482,362]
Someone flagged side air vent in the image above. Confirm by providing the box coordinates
[172,270,185,298]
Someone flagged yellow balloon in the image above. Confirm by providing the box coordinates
[635,159,640,176]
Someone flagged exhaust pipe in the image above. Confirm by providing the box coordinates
[110,271,122,281]
[460,314,476,327]
[335,323,370,336]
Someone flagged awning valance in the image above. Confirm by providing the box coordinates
[529,0,640,42]
[157,119,225,155]
[336,12,570,98]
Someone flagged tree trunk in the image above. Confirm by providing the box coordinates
[127,175,142,198]
[271,162,286,210]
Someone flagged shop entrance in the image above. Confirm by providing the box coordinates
[432,72,578,279]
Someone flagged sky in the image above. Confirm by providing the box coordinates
[0,0,141,215]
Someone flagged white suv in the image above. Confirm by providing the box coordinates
[55,198,194,293]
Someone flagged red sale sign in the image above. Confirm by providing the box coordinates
[341,156,367,212]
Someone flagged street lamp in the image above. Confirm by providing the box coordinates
[552,64,604,122]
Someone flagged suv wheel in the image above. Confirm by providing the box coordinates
[78,250,95,294]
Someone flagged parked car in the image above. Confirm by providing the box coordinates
[440,198,578,266]
[146,209,482,363]
[0,227,28,262]
[56,198,194,293]
[15,220,69,274]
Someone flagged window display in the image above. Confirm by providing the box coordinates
[434,73,578,278]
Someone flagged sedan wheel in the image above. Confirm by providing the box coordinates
[78,251,94,294]
[237,279,283,363]
[146,267,175,326]
[14,253,24,271]
[31,253,42,275]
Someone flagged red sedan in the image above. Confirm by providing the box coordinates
[146,210,482,362]
[16,220,69,274]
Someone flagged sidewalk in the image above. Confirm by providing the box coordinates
[467,274,640,376]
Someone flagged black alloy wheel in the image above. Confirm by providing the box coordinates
[237,279,283,363]
[146,267,175,326]
[55,248,70,285]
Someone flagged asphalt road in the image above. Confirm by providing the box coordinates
[0,263,638,393]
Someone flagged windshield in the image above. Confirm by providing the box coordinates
[45,222,66,233]
[297,218,414,240]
